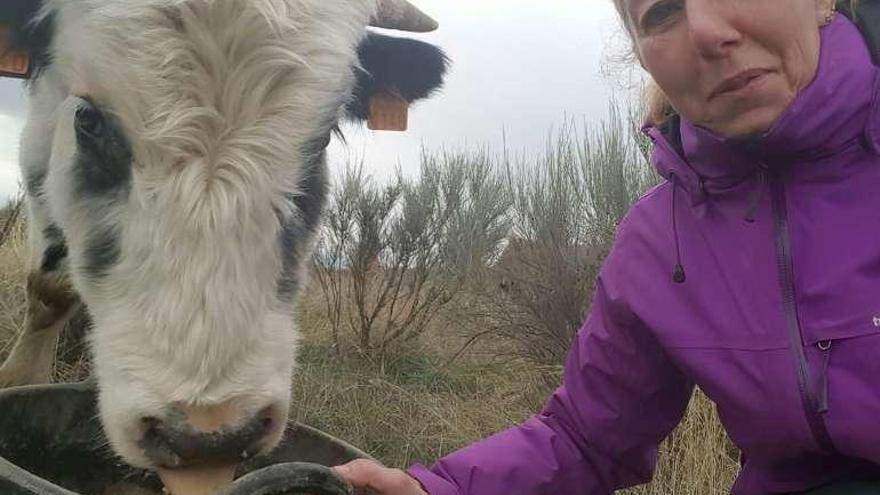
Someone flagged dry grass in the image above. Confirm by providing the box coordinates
[0,218,28,363]
[623,390,739,495]
[0,215,738,493]
[0,214,92,383]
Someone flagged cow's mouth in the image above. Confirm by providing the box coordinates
[158,464,237,495]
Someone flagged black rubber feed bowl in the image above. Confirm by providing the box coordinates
[0,383,371,495]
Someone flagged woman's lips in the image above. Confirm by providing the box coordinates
[710,69,772,99]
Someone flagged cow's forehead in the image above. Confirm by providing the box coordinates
[50,0,373,167]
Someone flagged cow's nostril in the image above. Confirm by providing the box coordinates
[140,417,162,440]
[141,416,160,427]
[139,416,186,468]
[260,415,273,432]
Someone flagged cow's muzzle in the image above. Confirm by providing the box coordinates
[139,403,282,468]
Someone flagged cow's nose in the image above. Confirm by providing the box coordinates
[140,402,280,468]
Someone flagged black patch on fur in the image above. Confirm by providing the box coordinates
[39,223,67,272]
[40,243,67,272]
[24,167,47,197]
[43,223,63,243]
[276,142,329,300]
[83,227,121,279]
[73,100,133,196]
[0,1,54,81]
[346,33,449,121]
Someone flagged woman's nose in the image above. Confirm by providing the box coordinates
[686,0,743,58]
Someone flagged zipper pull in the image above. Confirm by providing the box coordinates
[744,169,767,223]
[817,340,832,414]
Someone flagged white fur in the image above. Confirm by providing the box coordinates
[21,0,379,468]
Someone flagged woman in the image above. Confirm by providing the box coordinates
[335,0,880,493]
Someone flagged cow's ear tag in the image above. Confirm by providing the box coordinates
[0,25,30,79]
[368,91,409,132]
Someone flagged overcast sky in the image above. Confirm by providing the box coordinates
[0,0,639,200]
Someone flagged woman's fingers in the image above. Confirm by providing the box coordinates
[334,460,427,495]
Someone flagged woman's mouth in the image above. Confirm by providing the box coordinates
[710,69,773,99]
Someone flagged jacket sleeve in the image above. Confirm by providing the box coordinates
[407,272,695,495]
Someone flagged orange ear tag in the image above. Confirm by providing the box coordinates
[0,25,30,78]
[368,91,409,132]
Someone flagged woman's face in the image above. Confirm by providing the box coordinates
[625,0,831,137]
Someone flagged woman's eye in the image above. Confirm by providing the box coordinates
[639,0,684,33]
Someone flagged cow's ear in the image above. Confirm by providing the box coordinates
[346,33,448,131]
[0,1,52,79]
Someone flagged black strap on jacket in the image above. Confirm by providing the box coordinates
[838,0,880,64]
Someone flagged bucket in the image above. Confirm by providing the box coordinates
[0,383,370,494]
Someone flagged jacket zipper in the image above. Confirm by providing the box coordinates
[817,340,832,414]
[768,176,838,453]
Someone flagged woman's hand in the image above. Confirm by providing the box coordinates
[333,460,428,495]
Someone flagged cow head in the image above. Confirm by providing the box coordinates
[2,0,447,470]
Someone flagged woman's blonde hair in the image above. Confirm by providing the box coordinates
[611,0,858,125]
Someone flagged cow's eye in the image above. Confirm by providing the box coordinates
[71,98,133,193]
[75,99,106,145]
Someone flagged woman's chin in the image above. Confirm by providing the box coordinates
[704,87,796,138]
[705,106,787,139]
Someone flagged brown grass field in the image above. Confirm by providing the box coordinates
[0,214,740,494]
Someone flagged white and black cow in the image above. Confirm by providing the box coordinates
[0,0,446,471]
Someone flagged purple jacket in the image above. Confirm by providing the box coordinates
[408,15,880,495]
